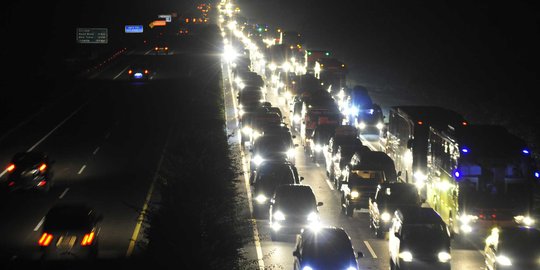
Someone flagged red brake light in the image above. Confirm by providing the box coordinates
[417,121,423,125]
[144,70,149,74]
[81,232,95,246]
[37,181,47,187]
[155,47,158,50]
[38,233,53,246]
[7,164,15,172]
[462,121,468,126]
[39,163,47,172]
[128,70,133,74]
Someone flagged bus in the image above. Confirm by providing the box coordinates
[426,124,537,236]
[382,106,467,189]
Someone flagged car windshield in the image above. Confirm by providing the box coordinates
[257,166,297,191]
[44,212,93,231]
[254,137,290,154]
[402,224,449,250]
[275,187,316,213]
[349,170,385,185]
[12,153,45,168]
[303,231,354,262]
[499,229,540,258]
[380,186,419,205]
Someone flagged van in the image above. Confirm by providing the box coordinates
[388,206,451,270]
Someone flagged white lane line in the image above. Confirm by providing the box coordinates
[59,188,70,199]
[315,163,320,167]
[113,66,130,80]
[33,217,45,232]
[105,132,111,139]
[93,147,100,155]
[325,179,335,191]
[225,61,264,270]
[364,240,378,259]
[360,135,379,151]
[0,102,88,179]
[77,165,86,175]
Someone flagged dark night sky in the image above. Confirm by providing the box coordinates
[1,0,539,149]
[238,0,540,149]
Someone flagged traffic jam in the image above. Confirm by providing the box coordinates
[218,0,540,269]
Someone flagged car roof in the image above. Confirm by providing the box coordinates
[395,206,444,225]
[46,203,94,216]
[301,226,349,239]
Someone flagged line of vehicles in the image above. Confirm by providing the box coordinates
[219,0,540,268]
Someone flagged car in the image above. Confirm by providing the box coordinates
[128,65,152,80]
[269,184,323,240]
[39,203,103,261]
[368,182,423,238]
[250,134,298,173]
[484,226,540,270]
[5,151,54,192]
[153,41,170,55]
[308,123,339,162]
[293,226,364,270]
[331,144,370,188]
[388,206,452,270]
[250,161,303,218]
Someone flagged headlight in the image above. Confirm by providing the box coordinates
[515,215,535,226]
[253,155,264,166]
[349,106,359,116]
[399,251,413,262]
[287,149,295,159]
[302,266,313,270]
[269,62,277,71]
[459,214,478,224]
[255,194,267,204]
[346,267,357,270]
[314,144,322,152]
[438,251,451,263]
[242,126,253,134]
[381,212,391,222]
[376,122,384,130]
[358,122,366,130]
[238,109,245,116]
[307,212,318,221]
[496,255,512,266]
[274,211,285,221]
[350,191,360,199]
[293,114,301,123]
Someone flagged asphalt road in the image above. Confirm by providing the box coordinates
[221,27,490,270]
[0,27,223,268]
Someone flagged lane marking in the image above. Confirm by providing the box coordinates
[77,165,86,175]
[224,61,265,270]
[33,217,45,232]
[325,179,335,191]
[93,147,100,155]
[364,240,378,258]
[0,102,88,179]
[59,188,70,199]
[113,66,130,80]
[105,132,111,139]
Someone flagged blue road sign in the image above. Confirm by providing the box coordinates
[125,25,144,33]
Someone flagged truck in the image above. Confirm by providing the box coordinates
[426,124,537,236]
[313,57,347,95]
[382,106,468,198]
[339,85,385,137]
[304,49,331,74]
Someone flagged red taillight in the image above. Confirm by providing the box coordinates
[417,121,423,125]
[144,70,149,74]
[165,47,168,50]
[8,181,15,187]
[462,121,468,126]
[37,181,47,187]
[155,47,159,50]
[479,214,485,219]
[38,233,53,246]
[7,164,15,172]
[39,163,47,172]
[128,70,133,74]
[81,232,95,246]
[491,214,497,219]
